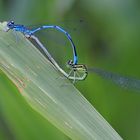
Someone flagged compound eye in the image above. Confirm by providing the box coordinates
[11,21,14,24]
[7,20,14,28]
[67,60,73,65]
[9,20,14,25]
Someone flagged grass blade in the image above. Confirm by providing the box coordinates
[0,22,122,140]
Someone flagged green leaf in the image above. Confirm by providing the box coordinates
[0,22,122,140]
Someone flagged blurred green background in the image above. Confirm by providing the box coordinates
[0,0,140,139]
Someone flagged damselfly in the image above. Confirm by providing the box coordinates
[6,20,78,64]
[29,34,140,92]
[6,20,87,82]
[6,20,140,91]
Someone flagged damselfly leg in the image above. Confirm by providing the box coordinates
[67,60,88,83]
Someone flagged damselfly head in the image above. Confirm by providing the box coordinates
[67,60,74,68]
[7,20,15,30]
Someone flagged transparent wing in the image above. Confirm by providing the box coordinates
[30,20,85,72]
[88,67,140,92]
[26,19,86,45]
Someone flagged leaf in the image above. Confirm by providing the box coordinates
[0,22,122,140]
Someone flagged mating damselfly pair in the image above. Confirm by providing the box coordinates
[5,20,140,92]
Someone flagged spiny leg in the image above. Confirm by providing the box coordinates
[13,30,18,43]
[75,70,81,78]
[72,70,76,84]
[67,68,74,78]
